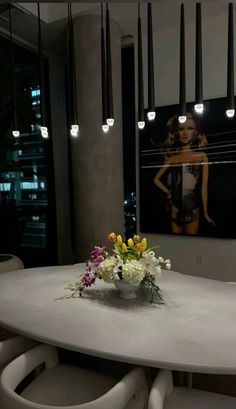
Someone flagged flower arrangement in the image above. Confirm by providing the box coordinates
[68,233,171,304]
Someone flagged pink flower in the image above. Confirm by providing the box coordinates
[79,246,107,295]
[90,246,106,265]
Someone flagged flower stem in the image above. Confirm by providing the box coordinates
[138,275,164,304]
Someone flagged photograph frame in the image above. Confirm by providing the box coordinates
[139,97,236,239]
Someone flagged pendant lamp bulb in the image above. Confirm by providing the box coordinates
[40,126,48,139]
[106,118,114,127]
[138,121,145,130]
[178,115,187,124]
[70,124,79,137]
[226,109,235,118]
[194,103,204,114]
[147,111,156,121]
[102,124,109,133]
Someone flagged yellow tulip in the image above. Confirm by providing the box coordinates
[116,235,123,246]
[121,243,127,252]
[127,238,134,248]
[133,235,141,244]
[107,232,116,243]
[135,243,142,252]
[135,242,146,253]
[141,238,147,251]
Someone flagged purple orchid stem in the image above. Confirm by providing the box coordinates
[79,246,107,294]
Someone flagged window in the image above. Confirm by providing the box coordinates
[0,35,56,267]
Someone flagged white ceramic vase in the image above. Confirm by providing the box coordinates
[114,280,138,299]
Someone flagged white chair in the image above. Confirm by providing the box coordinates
[0,343,149,409]
[148,369,236,409]
[0,254,24,273]
[0,336,37,373]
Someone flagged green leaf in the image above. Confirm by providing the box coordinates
[138,275,164,304]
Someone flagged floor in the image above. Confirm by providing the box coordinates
[193,372,236,397]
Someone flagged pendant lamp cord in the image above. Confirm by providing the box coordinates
[101,2,107,126]
[8,4,17,130]
[71,3,78,124]
[105,2,113,121]
[67,1,78,125]
[67,1,72,126]
[138,2,144,125]
[147,2,155,113]
[37,2,46,127]
[101,2,103,28]
[227,3,234,110]
[179,3,186,116]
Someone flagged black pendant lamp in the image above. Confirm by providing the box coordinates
[137,3,145,130]
[9,5,19,138]
[68,2,79,137]
[106,3,114,127]
[101,3,109,133]
[179,3,186,124]
[37,2,48,138]
[147,2,155,121]
[194,3,204,114]
[226,3,235,118]
[67,3,72,135]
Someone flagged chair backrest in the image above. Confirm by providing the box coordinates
[0,343,148,409]
[0,255,24,273]
[0,336,37,368]
[148,369,174,409]
[81,366,148,409]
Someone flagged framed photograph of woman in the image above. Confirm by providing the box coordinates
[139,97,236,238]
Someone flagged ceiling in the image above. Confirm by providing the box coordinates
[0,1,229,57]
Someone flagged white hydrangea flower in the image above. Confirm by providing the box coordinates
[113,258,123,274]
[154,264,162,279]
[140,252,162,280]
[158,256,164,263]
[112,258,123,280]
[97,258,116,283]
[165,259,171,270]
[122,260,145,284]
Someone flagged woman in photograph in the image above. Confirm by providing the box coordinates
[154,113,215,235]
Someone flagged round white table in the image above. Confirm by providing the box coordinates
[0,264,236,374]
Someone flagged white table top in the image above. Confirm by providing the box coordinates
[0,264,236,374]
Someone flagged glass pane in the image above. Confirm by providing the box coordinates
[0,36,56,267]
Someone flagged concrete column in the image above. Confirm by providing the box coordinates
[71,15,124,261]
[49,57,74,265]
